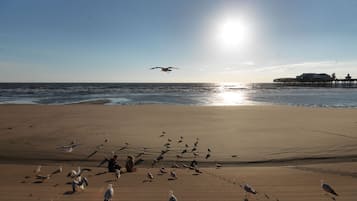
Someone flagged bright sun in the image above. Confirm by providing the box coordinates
[217,18,249,49]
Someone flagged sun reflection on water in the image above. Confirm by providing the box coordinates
[214,83,249,105]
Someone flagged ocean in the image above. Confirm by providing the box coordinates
[0,83,357,107]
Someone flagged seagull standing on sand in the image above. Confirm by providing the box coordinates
[321,180,338,196]
[160,167,168,174]
[170,171,177,179]
[104,184,114,201]
[115,169,120,180]
[34,165,42,174]
[169,190,178,201]
[147,172,154,181]
[243,184,257,198]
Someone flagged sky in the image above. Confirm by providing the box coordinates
[0,0,357,83]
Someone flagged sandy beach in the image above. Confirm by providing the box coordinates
[0,104,356,200]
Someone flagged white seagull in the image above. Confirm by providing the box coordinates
[104,184,114,201]
[115,169,121,180]
[169,190,178,201]
[147,172,154,181]
[34,165,42,174]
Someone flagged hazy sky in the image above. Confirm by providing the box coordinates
[1,0,357,83]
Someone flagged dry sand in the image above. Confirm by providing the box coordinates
[0,104,356,200]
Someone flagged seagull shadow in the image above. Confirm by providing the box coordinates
[63,191,74,195]
[105,179,116,183]
[33,181,43,184]
[95,171,107,176]
[142,179,152,183]
[168,178,177,181]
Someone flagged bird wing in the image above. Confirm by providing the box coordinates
[167,67,179,69]
[150,67,162,69]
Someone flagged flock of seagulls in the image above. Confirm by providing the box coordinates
[26,132,341,201]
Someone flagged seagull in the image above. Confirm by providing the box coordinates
[208,148,211,152]
[34,165,42,174]
[181,149,187,154]
[160,131,166,137]
[321,180,338,196]
[147,172,154,181]
[115,169,120,180]
[150,66,179,72]
[215,163,222,168]
[194,138,199,147]
[169,190,178,201]
[170,171,177,179]
[161,149,170,155]
[243,184,257,195]
[194,168,203,174]
[104,184,114,201]
[160,167,167,174]
[156,155,164,161]
[205,153,211,159]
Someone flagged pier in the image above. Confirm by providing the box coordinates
[274,73,357,87]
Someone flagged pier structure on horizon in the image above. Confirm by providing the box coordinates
[273,73,357,85]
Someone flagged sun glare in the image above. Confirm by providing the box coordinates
[217,17,249,50]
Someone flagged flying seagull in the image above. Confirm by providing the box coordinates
[150,66,179,72]
[321,180,338,196]
[104,184,114,201]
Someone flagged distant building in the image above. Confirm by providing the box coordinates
[345,73,352,80]
[274,73,334,83]
[295,73,333,82]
